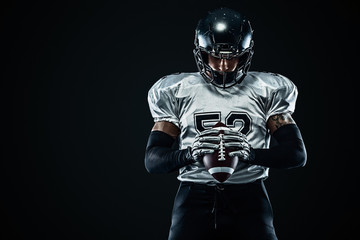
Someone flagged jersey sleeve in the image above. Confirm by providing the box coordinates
[266,75,298,120]
[147,77,180,127]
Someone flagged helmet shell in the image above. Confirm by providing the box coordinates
[195,8,253,55]
[194,8,254,88]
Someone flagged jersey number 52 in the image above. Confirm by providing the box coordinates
[194,111,252,135]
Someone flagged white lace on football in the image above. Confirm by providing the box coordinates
[218,134,226,161]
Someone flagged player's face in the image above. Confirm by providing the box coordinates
[208,54,239,73]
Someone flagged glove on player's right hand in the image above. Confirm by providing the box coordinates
[191,128,221,162]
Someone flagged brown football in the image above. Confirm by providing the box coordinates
[203,122,239,183]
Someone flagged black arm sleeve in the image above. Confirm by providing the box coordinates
[144,131,195,174]
[249,124,307,169]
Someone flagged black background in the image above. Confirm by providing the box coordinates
[2,0,359,239]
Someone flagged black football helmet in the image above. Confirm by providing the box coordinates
[193,8,254,88]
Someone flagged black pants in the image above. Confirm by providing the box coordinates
[168,180,278,240]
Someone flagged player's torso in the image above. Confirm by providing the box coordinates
[175,73,270,150]
[168,72,274,184]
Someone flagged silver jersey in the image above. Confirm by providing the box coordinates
[147,71,298,184]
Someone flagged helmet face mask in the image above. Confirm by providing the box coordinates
[193,8,254,89]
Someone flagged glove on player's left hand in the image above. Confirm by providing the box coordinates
[226,130,251,162]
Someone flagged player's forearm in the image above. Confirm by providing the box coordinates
[144,131,194,174]
[249,124,307,169]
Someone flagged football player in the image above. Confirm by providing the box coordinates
[145,7,307,240]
